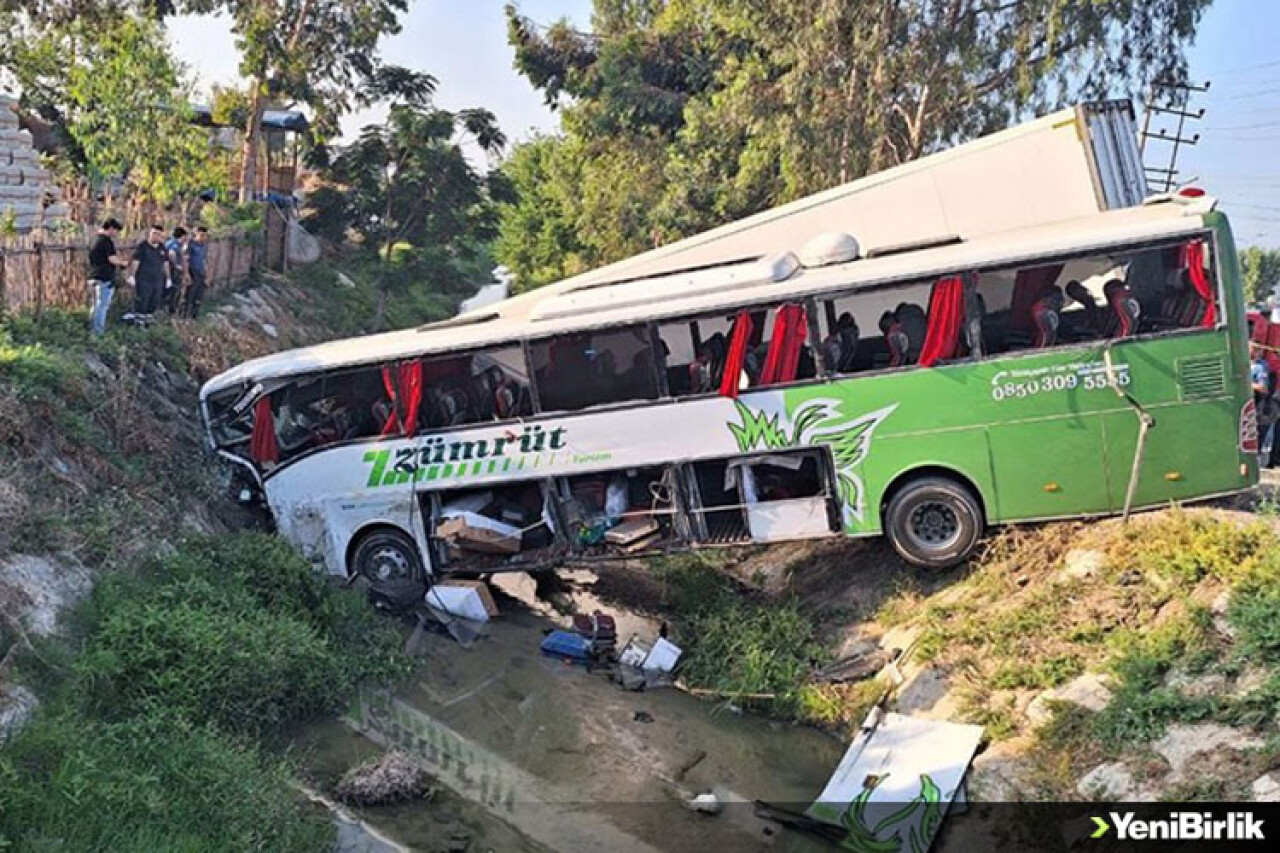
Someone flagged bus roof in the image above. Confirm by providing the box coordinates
[200,196,1219,400]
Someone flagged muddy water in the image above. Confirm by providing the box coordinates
[294,587,847,853]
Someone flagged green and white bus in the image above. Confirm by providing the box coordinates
[200,192,1256,580]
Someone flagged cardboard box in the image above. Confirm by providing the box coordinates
[438,579,499,618]
[437,512,522,555]
[427,581,498,623]
[604,516,660,545]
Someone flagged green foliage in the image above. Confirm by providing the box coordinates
[498,0,1212,288]
[183,0,409,144]
[1,10,225,202]
[0,328,82,401]
[0,532,409,851]
[1108,510,1273,586]
[1228,586,1280,663]
[304,71,504,327]
[0,711,331,852]
[1240,246,1280,306]
[200,201,265,234]
[493,135,587,290]
[1091,615,1218,748]
[69,533,410,732]
[654,554,826,712]
[990,654,1082,690]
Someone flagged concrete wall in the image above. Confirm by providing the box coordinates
[0,93,69,233]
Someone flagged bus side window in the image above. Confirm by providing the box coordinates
[975,238,1220,359]
[531,325,659,412]
[818,281,932,373]
[658,305,817,395]
[418,346,533,430]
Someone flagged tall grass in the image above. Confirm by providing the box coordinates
[0,533,411,850]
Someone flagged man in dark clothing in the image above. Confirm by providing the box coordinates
[164,226,189,315]
[87,218,126,335]
[125,224,170,320]
[183,226,209,318]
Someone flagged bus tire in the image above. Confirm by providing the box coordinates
[351,527,423,583]
[884,476,983,570]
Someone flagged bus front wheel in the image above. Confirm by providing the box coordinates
[884,476,983,570]
[351,528,423,583]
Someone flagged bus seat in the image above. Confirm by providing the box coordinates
[1103,279,1141,339]
[743,343,767,385]
[1177,269,1212,327]
[879,310,910,367]
[829,313,860,372]
[963,290,986,357]
[896,303,928,363]
[1064,280,1102,335]
[819,334,843,373]
[1031,286,1065,348]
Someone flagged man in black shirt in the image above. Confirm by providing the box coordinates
[125,224,171,320]
[87,218,125,335]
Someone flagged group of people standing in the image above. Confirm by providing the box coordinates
[87,218,210,335]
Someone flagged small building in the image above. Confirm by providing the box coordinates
[191,104,309,271]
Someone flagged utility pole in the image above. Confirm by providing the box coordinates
[1140,80,1210,193]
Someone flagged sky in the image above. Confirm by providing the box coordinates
[169,0,1280,247]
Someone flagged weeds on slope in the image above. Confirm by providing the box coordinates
[0,533,411,851]
[652,553,830,718]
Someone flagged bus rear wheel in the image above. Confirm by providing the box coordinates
[351,528,423,583]
[884,476,983,570]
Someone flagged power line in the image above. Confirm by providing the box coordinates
[1203,119,1280,131]
[1140,80,1208,192]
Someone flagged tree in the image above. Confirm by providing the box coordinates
[1,8,224,206]
[181,0,408,201]
[498,0,1213,287]
[494,135,586,290]
[303,68,508,327]
[1241,247,1280,307]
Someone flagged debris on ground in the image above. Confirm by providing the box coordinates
[684,792,722,815]
[812,648,891,684]
[804,711,983,850]
[333,751,437,807]
[540,629,592,664]
[427,581,498,623]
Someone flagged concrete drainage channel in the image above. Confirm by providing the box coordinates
[294,574,844,853]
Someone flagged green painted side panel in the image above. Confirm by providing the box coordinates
[1100,398,1242,509]
[988,416,1111,518]
[864,429,994,534]
[773,318,1254,530]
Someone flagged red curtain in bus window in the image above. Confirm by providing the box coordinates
[380,362,425,437]
[249,396,279,465]
[760,303,809,385]
[1182,240,1217,328]
[719,310,755,398]
[398,361,424,438]
[380,366,399,436]
[1011,264,1065,330]
[918,275,965,367]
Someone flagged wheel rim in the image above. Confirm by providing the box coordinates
[366,544,413,581]
[906,500,962,551]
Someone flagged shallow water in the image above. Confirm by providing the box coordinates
[293,601,847,852]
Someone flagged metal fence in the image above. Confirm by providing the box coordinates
[0,229,262,315]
